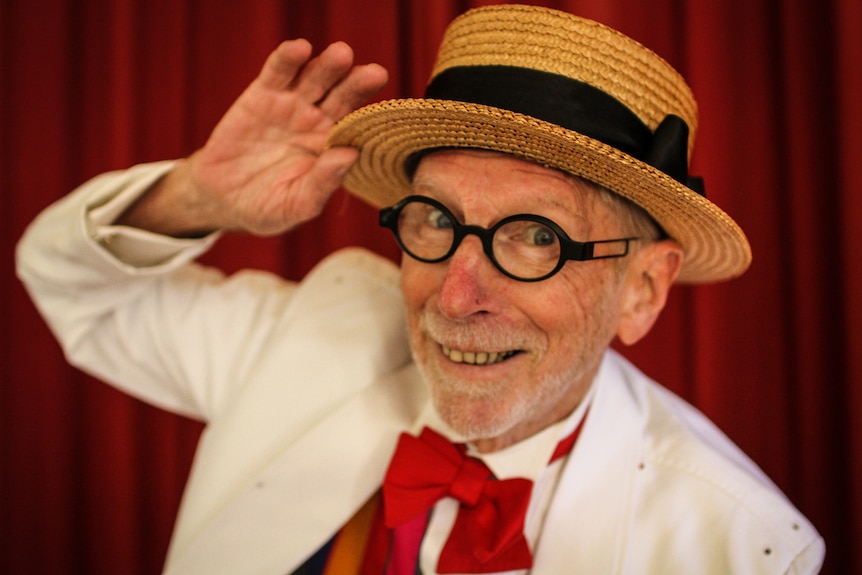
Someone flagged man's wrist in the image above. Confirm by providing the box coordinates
[114,159,225,237]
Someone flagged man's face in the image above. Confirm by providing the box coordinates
[400,150,632,451]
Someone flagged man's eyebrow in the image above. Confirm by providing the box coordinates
[409,178,436,192]
[410,174,593,220]
[408,178,451,203]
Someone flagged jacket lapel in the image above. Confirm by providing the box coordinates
[165,364,427,575]
[532,351,643,574]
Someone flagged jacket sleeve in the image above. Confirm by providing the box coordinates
[15,162,303,421]
[787,537,826,574]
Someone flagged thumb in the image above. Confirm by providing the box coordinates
[283,146,359,227]
[305,146,360,198]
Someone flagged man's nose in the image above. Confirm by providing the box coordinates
[436,235,498,319]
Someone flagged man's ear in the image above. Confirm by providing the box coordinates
[616,239,683,345]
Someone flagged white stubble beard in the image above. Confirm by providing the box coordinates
[410,311,595,444]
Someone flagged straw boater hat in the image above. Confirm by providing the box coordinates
[327,4,751,283]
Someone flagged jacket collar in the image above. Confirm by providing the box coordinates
[165,363,427,575]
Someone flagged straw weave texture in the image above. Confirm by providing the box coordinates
[433,4,698,156]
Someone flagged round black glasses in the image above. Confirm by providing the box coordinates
[379,195,638,282]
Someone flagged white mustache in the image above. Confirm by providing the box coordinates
[419,310,528,353]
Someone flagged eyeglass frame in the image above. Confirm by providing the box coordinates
[379,195,639,282]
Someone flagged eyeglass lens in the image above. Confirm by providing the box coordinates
[392,197,565,280]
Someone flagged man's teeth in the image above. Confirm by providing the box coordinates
[441,345,515,365]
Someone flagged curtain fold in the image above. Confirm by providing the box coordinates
[1,1,857,573]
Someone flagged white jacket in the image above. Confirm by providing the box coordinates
[16,162,824,574]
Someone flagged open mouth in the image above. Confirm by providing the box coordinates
[441,345,519,366]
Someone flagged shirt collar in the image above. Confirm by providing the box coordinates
[413,382,596,482]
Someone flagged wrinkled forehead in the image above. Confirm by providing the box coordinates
[411,148,617,230]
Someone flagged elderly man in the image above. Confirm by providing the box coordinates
[17,5,823,574]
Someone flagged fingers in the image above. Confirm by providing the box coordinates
[259,39,389,120]
[257,39,314,90]
[292,41,356,103]
[317,62,388,119]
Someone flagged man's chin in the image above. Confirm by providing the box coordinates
[430,390,522,443]
[416,354,525,441]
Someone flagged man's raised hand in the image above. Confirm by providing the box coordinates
[119,40,388,237]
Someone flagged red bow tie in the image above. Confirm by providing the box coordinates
[382,427,534,573]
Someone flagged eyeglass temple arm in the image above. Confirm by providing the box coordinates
[562,237,637,261]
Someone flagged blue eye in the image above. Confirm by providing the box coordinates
[525,224,557,247]
[427,208,454,230]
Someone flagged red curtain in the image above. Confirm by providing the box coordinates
[1,0,859,573]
